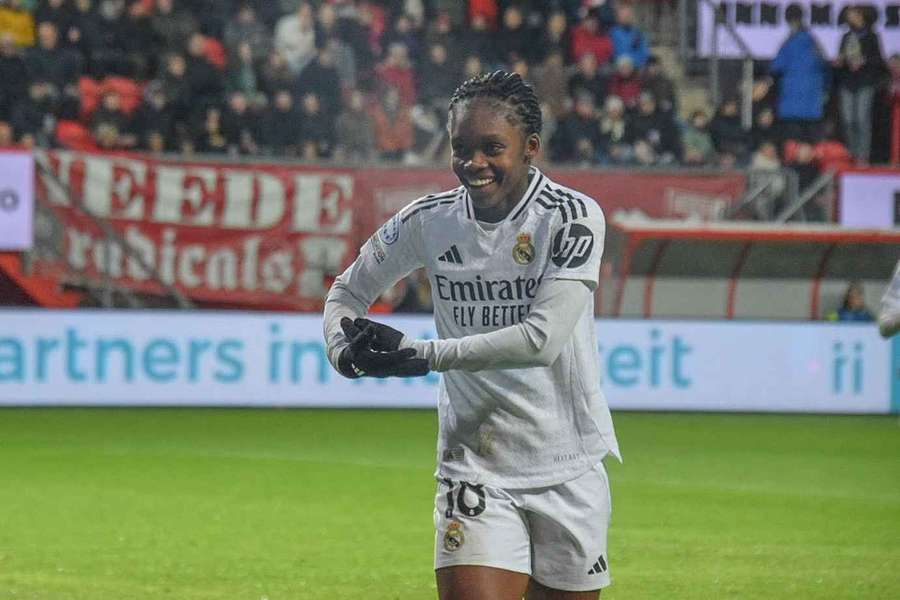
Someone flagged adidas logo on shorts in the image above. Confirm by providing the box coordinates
[587,555,607,575]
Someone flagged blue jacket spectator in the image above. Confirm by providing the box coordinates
[769,8,827,121]
[610,5,649,69]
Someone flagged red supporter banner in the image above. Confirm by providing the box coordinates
[31,150,745,310]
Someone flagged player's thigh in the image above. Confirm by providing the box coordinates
[525,577,600,600]
[433,479,532,598]
[437,565,530,600]
[526,463,612,592]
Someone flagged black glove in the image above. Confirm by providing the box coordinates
[352,317,406,351]
[337,317,429,378]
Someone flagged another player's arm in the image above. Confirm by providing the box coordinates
[878,259,900,338]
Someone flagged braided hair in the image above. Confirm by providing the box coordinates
[449,70,543,137]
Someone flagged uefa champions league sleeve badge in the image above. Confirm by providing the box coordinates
[512,233,535,265]
[443,520,465,552]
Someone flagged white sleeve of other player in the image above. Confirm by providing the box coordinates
[323,212,423,370]
[878,259,900,338]
[544,199,605,290]
[404,278,592,371]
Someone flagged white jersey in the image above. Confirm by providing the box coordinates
[329,168,620,488]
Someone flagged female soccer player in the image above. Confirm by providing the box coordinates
[323,71,620,600]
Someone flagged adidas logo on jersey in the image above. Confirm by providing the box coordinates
[437,245,463,264]
[587,555,607,575]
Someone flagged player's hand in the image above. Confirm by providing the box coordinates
[338,318,429,378]
[352,317,406,351]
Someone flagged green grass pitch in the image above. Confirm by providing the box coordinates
[0,409,898,599]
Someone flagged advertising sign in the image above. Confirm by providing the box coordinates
[29,150,745,310]
[0,311,893,414]
[838,171,900,228]
[0,151,34,250]
[697,0,900,59]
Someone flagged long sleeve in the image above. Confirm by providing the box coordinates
[404,278,592,372]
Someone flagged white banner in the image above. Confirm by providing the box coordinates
[838,171,900,227]
[0,310,894,413]
[697,0,900,59]
[0,152,34,250]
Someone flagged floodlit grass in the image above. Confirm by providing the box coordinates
[0,409,898,599]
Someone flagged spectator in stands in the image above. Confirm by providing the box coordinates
[317,5,357,90]
[68,0,102,76]
[535,10,569,64]
[91,90,136,148]
[119,1,158,79]
[151,0,197,54]
[34,0,73,39]
[261,89,302,156]
[496,4,529,65]
[610,3,649,69]
[598,94,631,164]
[375,42,416,106]
[275,1,316,75]
[0,120,15,147]
[185,31,224,111]
[569,8,612,66]
[827,282,875,321]
[709,97,749,161]
[369,84,413,161]
[383,13,421,64]
[26,21,82,94]
[782,139,825,220]
[609,55,641,109]
[298,92,334,159]
[296,45,342,119]
[531,49,567,120]
[224,3,270,64]
[461,54,484,82]
[134,82,175,151]
[459,15,499,65]
[468,0,499,32]
[835,5,885,163]
[768,4,827,143]
[749,141,786,218]
[0,34,27,121]
[627,91,680,165]
[642,55,676,114]
[334,88,375,162]
[193,106,229,154]
[568,52,607,111]
[417,41,457,114]
[0,0,35,48]
[11,80,56,147]
[752,106,779,151]
[226,41,259,96]
[222,90,259,155]
[681,109,715,166]
[259,50,295,100]
[550,92,603,164]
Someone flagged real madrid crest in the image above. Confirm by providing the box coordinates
[443,521,465,552]
[512,233,535,265]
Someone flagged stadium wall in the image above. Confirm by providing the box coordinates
[0,310,894,414]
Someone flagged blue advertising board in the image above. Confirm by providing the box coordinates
[0,310,893,413]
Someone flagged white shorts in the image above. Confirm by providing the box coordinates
[433,463,612,592]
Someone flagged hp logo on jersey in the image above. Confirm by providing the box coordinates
[551,223,594,268]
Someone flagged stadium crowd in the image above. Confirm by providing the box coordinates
[0,0,894,170]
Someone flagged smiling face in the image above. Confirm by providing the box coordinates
[449,98,540,220]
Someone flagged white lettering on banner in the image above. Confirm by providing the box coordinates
[61,223,348,298]
[221,171,286,229]
[292,174,353,233]
[0,312,891,413]
[153,165,218,226]
[697,0,900,59]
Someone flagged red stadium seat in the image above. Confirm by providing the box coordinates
[55,120,98,151]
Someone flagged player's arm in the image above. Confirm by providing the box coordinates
[323,212,424,376]
[403,277,592,371]
[878,259,900,338]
